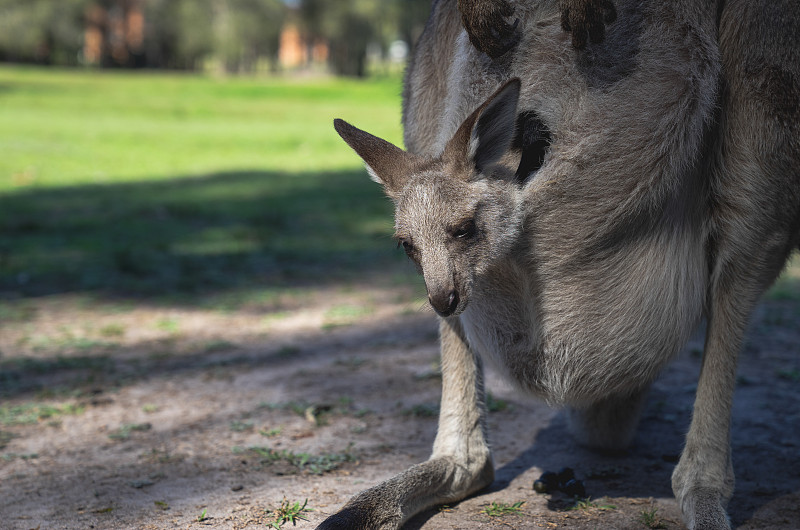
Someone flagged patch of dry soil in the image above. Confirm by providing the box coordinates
[1,298,798,529]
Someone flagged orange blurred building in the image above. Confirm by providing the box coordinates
[278,23,328,69]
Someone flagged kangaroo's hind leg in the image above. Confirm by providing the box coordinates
[672,3,800,527]
[316,318,494,529]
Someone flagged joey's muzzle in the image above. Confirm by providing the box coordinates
[428,289,460,317]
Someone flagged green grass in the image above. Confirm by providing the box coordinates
[0,65,408,303]
[268,498,312,529]
[233,445,355,475]
[108,422,152,440]
[481,501,525,518]
[570,497,617,511]
[640,507,667,529]
[0,401,85,426]
[0,65,403,188]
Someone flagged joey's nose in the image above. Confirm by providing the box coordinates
[428,290,459,317]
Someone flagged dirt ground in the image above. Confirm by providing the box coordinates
[1,284,799,530]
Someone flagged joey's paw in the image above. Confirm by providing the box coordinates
[458,0,520,58]
[316,504,400,530]
[678,488,732,530]
[559,0,617,49]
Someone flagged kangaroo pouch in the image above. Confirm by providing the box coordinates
[430,0,721,406]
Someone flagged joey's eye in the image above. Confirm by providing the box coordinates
[452,219,477,239]
[397,239,414,252]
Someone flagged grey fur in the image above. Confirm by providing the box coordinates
[321,0,800,528]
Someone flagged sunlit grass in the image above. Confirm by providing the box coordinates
[0,65,403,189]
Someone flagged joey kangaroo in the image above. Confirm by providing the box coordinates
[320,0,800,528]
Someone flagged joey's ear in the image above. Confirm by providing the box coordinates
[334,119,419,194]
[445,78,521,174]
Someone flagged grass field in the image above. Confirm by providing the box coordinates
[0,65,412,305]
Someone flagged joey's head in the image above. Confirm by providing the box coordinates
[334,79,524,317]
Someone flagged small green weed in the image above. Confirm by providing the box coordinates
[260,427,282,438]
[154,500,169,511]
[142,404,159,413]
[640,506,666,529]
[486,392,510,413]
[570,498,617,511]
[259,400,310,416]
[268,498,312,529]
[142,448,182,464]
[108,422,152,440]
[99,323,126,338]
[230,420,254,432]
[481,500,525,518]
[322,304,373,329]
[197,508,208,522]
[156,318,180,334]
[233,445,354,475]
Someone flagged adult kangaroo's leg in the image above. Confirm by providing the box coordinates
[317,318,493,529]
[670,244,794,528]
[672,3,800,527]
[671,271,748,530]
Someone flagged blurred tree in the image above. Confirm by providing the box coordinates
[325,5,375,77]
[145,0,215,70]
[296,0,325,65]
[296,0,429,77]
[215,0,286,73]
[0,0,428,75]
[0,0,85,65]
[174,0,215,70]
[139,0,286,71]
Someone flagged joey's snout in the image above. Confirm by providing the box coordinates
[427,287,461,317]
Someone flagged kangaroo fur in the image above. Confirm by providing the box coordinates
[323,0,800,528]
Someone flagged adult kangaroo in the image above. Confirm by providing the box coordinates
[321,0,800,528]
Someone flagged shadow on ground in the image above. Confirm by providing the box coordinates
[0,168,403,302]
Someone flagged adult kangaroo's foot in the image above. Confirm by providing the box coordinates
[316,319,494,529]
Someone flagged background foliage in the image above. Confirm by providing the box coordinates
[0,0,430,76]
